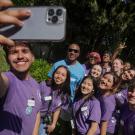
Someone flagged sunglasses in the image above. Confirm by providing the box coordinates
[68,48,79,53]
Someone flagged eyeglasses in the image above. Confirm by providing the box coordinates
[68,48,79,53]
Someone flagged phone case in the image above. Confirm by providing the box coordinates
[0,6,66,42]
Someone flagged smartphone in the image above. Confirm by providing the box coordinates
[0,6,66,42]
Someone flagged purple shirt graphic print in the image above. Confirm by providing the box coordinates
[73,97,101,135]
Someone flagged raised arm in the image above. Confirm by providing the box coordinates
[0,0,32,97]
[0,0,31,27]
[111,42,126,62]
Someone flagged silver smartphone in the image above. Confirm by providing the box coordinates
[0,6,66,42]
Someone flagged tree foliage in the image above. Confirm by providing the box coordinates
[12,0,135,63]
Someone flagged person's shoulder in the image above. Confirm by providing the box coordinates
[102,94,115,100]
[3,71,16,81]
[75,61,85,71]
[3,71,13,76]
[55,59,65,64]
[39,81,48,88]
[89,97,100,105]
[53,59,66,66]
[102,94,116,108]
[82,63,86,66]
[76,61,82,65]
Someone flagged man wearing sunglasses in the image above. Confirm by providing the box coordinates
[48,43,85,100]
[47,43,85,135]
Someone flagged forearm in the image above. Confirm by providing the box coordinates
[111,43,126,62]
[32,112,40,135]
[51,107,61,126]
[87,122,98,135]
[100,121,108,135]
[111,49,121,62]
[47,108,61,133]
[87,129,97,135]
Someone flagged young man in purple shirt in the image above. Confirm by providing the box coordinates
[120,79,135,135]
[0,41,41,135]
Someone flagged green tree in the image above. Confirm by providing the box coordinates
[8,0,135,64]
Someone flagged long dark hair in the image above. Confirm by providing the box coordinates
[100,72,120,93]
[51,65,71,96]
[75,76,94,100]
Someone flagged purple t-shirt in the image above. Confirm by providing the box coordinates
[0,71,41,135]
[99,94,116,134]
[121,104,135,135]
[82,64,91,76]
[73,97,101,135]
[115,89,128,105]
[39,81,69,116]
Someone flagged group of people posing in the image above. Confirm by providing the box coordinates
[44,43,135,135]
[0,0,135,135]
[0,41,135,135]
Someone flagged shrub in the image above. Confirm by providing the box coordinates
[30,59,52,82]
[0,47,9,72]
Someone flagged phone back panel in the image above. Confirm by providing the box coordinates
[0,6,66,42]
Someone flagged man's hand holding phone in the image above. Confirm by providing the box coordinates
[0,0,31,45]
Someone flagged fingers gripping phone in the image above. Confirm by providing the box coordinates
[0,6,66,42]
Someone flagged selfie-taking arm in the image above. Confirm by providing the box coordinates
[0,0,31,26]
[32,112,41,135]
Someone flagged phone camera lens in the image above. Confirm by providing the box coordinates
[51,16,58,23]
[56,9,63,16]
[48,9,54,16]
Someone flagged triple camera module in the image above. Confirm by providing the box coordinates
[46,7,64,24]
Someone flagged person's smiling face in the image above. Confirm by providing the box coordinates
[99,74,114,91]
[54,67,67,85]
[7,43,34,74]
[67,44,80,63]
[81,78,93,95]
[90,65,102,78]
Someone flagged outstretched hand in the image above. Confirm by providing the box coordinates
[117,42,127,50]
[0,0,31,46]
[0,8,31,27]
